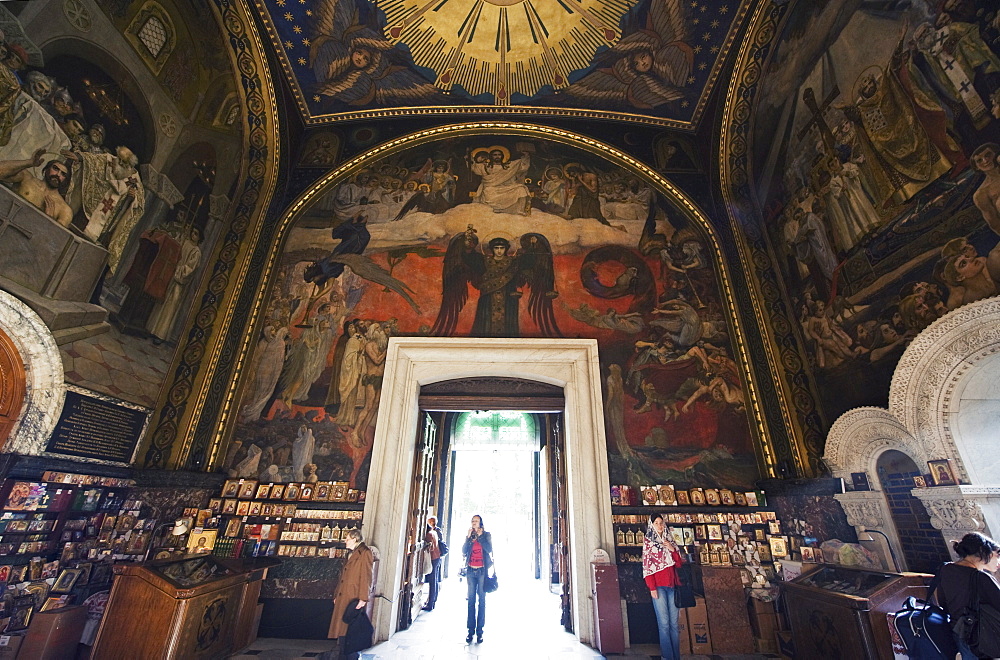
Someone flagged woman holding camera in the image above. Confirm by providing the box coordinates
[461,514,493,644]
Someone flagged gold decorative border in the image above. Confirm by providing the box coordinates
[137,0,282,470]
[208,121,778,480]
[249,0,752,131]
[718,0,816,476]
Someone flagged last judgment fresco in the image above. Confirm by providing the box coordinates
[226,136,759,491]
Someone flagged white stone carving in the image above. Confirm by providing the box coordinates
[824,407,922,481]
[834,492,887,528]
[0,290,65,455]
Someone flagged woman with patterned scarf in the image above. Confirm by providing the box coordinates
[642,512,684,660]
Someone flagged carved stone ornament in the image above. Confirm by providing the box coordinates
[834,492,886,529]
[823,407,922,481]
[910,490,986,532]
[888,296,1000,481]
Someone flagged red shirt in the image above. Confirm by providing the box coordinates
[469,540,484,567]
[644,550,683,590]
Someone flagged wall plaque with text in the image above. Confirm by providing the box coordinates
[47,389,149,463]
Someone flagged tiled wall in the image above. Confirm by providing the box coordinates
[878,469,950,573]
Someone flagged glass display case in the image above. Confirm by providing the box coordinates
[782,566,930,660]
[154,556,235,589]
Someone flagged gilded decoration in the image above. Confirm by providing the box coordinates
[250,0,751,128]
[139,0,280,470]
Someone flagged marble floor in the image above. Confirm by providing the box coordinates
[231,574,778,659]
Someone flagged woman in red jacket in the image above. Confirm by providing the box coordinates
[642,512,683,660]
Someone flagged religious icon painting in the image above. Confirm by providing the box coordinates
[913,476,927,488]
[704,489,721,506]
[224,518,242,538]
[745,492,759,507]
[928,460,957,486]
[222,480,239,498]
[695,524,707,540]
[801,547,815,562]
[670,528,685,546]
[299,485,314,501]
[222,500,238,515]
[270,485,286,500]
[734,492,747,507]
[707,524,723,541]
[284,484,301,501]
[689,489,706,506]
[814,549,825,563]
[658,485,676,506]
[248,502,262,516]
[720,490,735,506]
[261,504,274,516]
[755,528,765,541]
[314,483,331,502]
[768,521,781,535]
[682,527,694,545]
[255,484,271,500]
[208,499,222,513]
[675,490,691,506]
[641,486,658,506]
[769,536,788,558]
[238,481,257,499]
[236,501,250,517]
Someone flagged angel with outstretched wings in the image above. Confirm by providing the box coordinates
[554,0,692,110]
[309,0,448,107]
[431,226,561,337]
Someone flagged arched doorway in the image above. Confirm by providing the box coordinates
[362,337,614,646]
[0,326,25,443]
[875,450,950,573]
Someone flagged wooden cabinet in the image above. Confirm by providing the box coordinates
[91,555,275,659]
[591,561,625,654]
[782,565,930,660]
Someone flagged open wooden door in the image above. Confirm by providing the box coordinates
[544,413,573,632]
[0,327,25,445]
[396,411,441,631]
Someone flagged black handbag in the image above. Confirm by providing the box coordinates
[955,568,1000,658]
[484,564,498,593]
[674,563,696,609]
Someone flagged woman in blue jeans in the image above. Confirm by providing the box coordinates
[461,514,493,644]
[642,513,683,660]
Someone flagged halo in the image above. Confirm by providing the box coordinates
[544,166,563,179]
[852,64,884,102]
[470,148,491,161]
[485,145,511,162]
[481,231,516,255]
[562,162,583,178]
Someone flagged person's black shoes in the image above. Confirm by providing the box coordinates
[476,634,483,644]
[466,632,474,643]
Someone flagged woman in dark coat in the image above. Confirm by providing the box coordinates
[329,528,374,655]
[462,514,493,644]
[936,532,1000,659]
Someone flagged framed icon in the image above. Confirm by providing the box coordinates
[928,459,957,486]
[769,536,788,558]
[221,480,240,498]
[734,492,747,507]
[689,489,705,506]
[720,489,735,506]
[745,491,759,507]
[255,483,271,500]
[704,489,721,506]
[658,485,676,506]
[675,490,690,506]
[851,472,871,491]
[270,484,286,500]
[238,480,257,499]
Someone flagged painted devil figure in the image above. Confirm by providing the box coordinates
[432,225,561,338]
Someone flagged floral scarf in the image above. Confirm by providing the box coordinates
[642,520,676,579]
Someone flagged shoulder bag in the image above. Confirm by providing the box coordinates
[485,558,498,593]
[891,573,957,659]
[673,562,696,609]
[953,568,1000,658]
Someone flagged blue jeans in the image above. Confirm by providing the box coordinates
[650,586,680,660]
[466,566,486,635]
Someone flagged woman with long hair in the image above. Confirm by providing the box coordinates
[461,514,493,644]
[937,532,1000,659]
[642,512,683,660]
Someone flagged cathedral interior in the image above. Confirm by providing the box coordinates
[0,0,999,657]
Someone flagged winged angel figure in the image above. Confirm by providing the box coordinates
[431,226,561,338]
[309,0,447,107]
[556,0,692,110]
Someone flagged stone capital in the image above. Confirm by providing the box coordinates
[910,487,987,532]
[834,491,887,529]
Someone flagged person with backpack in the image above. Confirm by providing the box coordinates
[937,533,1000,659]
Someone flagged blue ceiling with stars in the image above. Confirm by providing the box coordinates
[252,0,751,128]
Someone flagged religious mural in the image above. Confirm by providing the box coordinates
[255,0,748,126]
[751,0,1000,428]
[227,135,760,491]
[0,1,242,409]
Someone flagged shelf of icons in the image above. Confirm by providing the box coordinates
[611,485,764,508]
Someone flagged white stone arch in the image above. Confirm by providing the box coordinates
[826,296,1000,560]
[0,290,65,454]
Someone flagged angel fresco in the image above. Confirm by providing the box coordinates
[309,0,447,108]
[549,0,692,110]
[432,226,560,338]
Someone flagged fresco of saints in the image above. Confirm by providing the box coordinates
[432,226,560,337]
